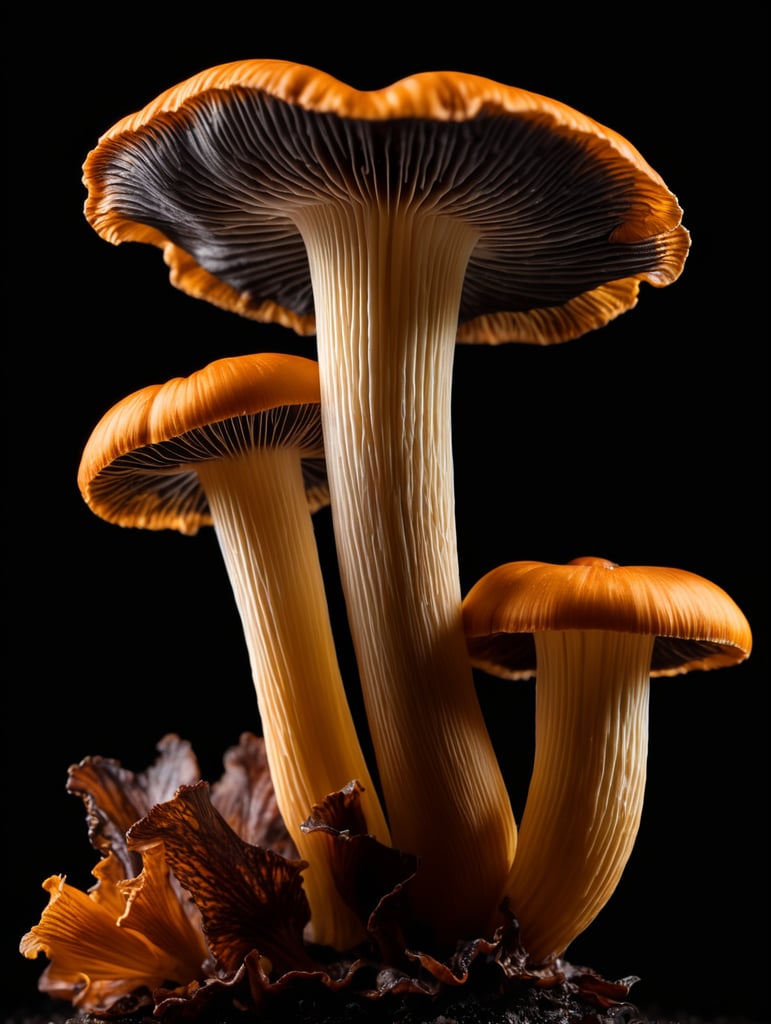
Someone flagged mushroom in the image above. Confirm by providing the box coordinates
[77,350,390,951]
[462,556,752,963]
[82,60,690,944]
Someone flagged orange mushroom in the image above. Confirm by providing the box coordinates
[77,351,390,951]
[83,61,689,944]
[462,556,752,964]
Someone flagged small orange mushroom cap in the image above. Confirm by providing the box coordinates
[463,556,752,679]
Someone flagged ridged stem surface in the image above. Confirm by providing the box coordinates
[503,629,652,962]
[199,447,390,950]
[297,202,517,944]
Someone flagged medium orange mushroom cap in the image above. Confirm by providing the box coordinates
[463,556,753,680]
[78,351,329,533]
[83,59,690,347]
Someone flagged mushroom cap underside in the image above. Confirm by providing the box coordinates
[83,60,690,346]
[462,557,753,678]
[78,351,328,533]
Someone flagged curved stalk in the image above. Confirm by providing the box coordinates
[296,202,517,945]
[199,447,390,950]
[502,630,652,962]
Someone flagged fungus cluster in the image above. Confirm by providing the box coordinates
[20,60,751,1021]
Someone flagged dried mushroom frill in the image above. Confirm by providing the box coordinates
[20,733,634,1021]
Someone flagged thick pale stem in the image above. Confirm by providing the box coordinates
[197,447,390,950]
[503,629,652,962]
[296,202,517,944]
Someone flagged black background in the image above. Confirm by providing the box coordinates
[4,8,768,1021]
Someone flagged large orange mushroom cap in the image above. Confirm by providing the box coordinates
[83,59,690,346]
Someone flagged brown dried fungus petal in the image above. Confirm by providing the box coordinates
[66,735,200,880]
[210,731,297,860]
[127,781,315,976]
[301,781,418,962]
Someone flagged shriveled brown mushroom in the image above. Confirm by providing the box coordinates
[462,556,752,963]
[83,62,689,943]
[77,351,390,951]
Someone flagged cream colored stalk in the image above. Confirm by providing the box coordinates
[296,203,515,941]
[504,628,652,961]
